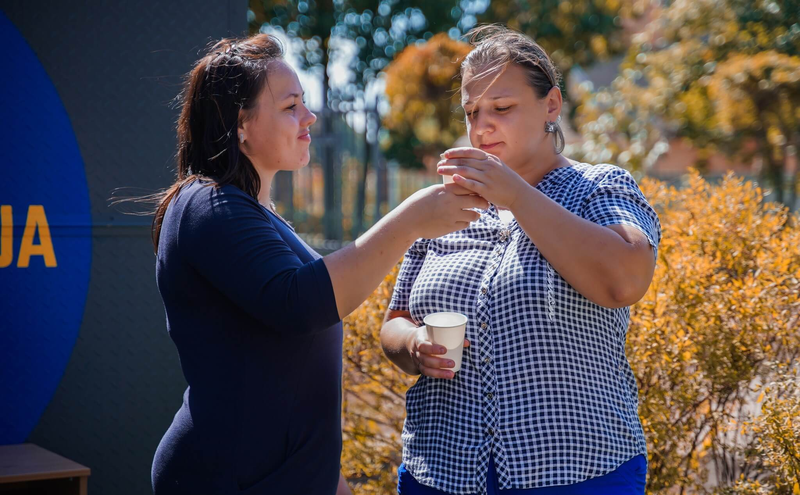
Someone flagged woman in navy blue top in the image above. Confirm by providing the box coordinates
[150,34,488,495]
[381,26,660,494]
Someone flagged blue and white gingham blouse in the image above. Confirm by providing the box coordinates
[389,163,662,494]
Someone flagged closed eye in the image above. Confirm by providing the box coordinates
[287,98,307,111]
[466,106,511,119]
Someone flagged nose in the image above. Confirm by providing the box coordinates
[472,111,493,137]
[302,107,317,128]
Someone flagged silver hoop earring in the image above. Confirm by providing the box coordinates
[544,116,565,155]
[239,133,244,144]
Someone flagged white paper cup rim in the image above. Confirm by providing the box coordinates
[423,312,468,328]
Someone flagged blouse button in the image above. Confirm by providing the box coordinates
[486,392,494,400]
[481,287,488,295]
[484,357,491,364]
[480,322,488,330]
[498,229,510,242]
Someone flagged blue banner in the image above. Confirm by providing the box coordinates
[0,11,92,444]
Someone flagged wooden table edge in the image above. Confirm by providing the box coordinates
[0,467,91,484]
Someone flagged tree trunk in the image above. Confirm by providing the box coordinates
[373,149,387,222]
[766,151,784,205]
[352,109,371,239]
[767,151,786,204]
[757,125,785,205]
[789,133,799,212]
[321,48,341,241]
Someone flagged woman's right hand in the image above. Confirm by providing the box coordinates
[401,184,489,239]
[406,326,471,380]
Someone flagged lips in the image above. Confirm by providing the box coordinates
[298,130,311,141]
[479,142,502,150]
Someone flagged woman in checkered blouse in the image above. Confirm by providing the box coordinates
[380,25,661,495]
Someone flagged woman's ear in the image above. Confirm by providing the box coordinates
[237,109,248,145]
[545,86,563,121]
[237,120,249,146]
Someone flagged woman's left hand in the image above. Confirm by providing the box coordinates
[437,147,529,210]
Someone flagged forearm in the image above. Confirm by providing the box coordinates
[324,206,417,319]
[380,316,420,375]
[337,472,352,495]
[511,184,645,307]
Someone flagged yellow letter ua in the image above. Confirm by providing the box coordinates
[17,205,57,268]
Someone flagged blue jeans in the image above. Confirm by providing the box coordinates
[397,455,647,495]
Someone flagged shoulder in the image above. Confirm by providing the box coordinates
[177,179,264,219]
[175,179,274,239]
[562,162,644,199]
[570,162,633,184]
[177,179,258,211]
[543,162,635,204]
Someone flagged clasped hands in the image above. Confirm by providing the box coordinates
[437,147,529,211]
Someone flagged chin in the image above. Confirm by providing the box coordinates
[487,149,503,159]
[296,154,311,169]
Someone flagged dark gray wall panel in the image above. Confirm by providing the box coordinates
[1,1,247,493]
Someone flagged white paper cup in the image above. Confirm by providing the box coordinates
[423,312,468,372]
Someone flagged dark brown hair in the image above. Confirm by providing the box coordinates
[460,25,565,152]
[151,34,284,252]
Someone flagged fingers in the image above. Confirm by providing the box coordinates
[417,341,446,355]
[442,182,477,196]
[457,209,481,224]
[451,175,486,195]
[464,339,471,348]
[419,363,455,379]
[437,157,488,172]
[459,194,489,211]
[416,341,457,379]
[416,351,457,371]
[438,166,482,183]
[442,147,489,160]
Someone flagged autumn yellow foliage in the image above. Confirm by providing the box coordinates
[571,0,800,204]
[633,171,800,492]
[341,264,413,492]
[718,369,800,495]
[485,0,650,69]
[708,51,800,142]
[341,171,800,494]
[382,33,472,167]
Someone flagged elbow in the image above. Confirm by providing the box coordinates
[379,324,391,357]
[379,321,403,358]
[266,271,341,335]
[606,286,635,308]
[602,248,655,308]
[607,280,649,308]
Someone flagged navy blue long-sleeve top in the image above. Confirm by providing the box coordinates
[151,178,343,495]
